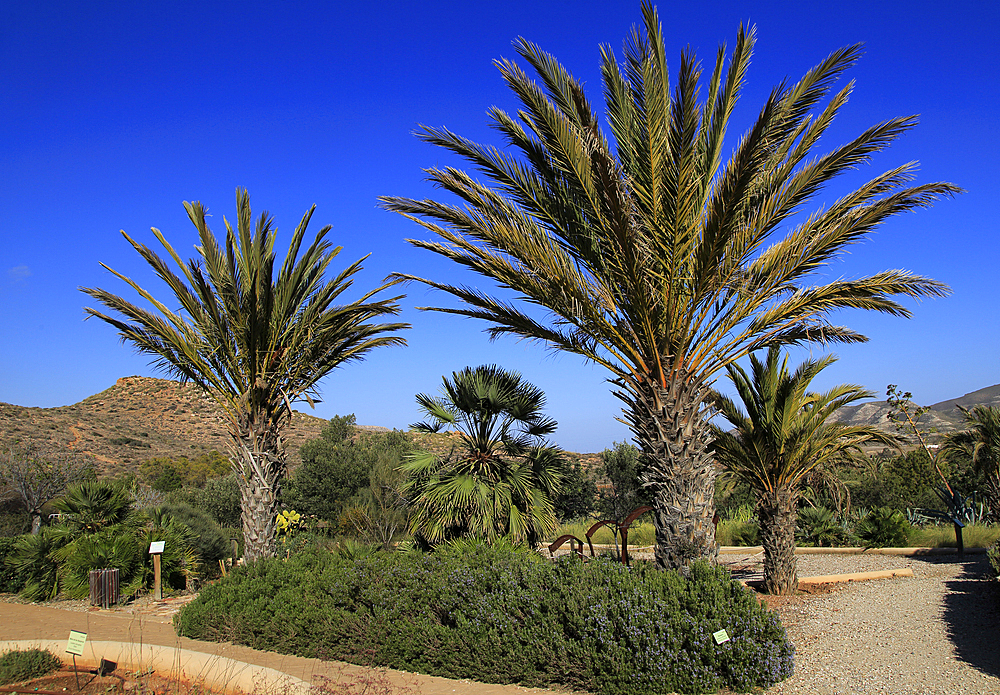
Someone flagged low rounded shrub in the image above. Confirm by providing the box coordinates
[855,507,910,548]
[0,648,63,685]
[176,544,793,694]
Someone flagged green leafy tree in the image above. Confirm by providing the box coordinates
[403,365,563,547]
[553,460,598,522]
[284,415,366,521]
[140,451,229,492]
[849,449,943,512]
[710,347,896,593]
[82,190,407,561]
[380,5,957,568]
[597,442,653,522]
[285,416,415,525]
[942,405,1000,522]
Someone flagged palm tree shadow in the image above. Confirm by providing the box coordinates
[939,553,1000,677]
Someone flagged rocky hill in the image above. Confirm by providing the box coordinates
[0,376,329,475]
[0,376,602,477]
[828,384,1000,441]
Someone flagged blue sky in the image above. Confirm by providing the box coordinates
[2,1,997,453]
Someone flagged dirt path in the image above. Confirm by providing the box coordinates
[0,602,566,695]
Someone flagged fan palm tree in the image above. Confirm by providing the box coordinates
[82,189,407,561]
[942,406,1000,522]
[710,347,897,594]
[379,4,957,568]
[402,365,563,547]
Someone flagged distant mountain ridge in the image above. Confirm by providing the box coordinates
[1,378,996,475]
[828,383,1000,439]
[0,376,329,475]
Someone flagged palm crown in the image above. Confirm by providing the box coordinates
[404,365,562,546]
[381,3,957,568]
[82,189,407,559]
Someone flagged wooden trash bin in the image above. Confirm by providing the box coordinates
[89,568,120,608]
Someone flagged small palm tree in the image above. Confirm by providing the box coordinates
[52,481,133,534]
[402,365,563,547]
[380,4,957,568]
[943,406,1000,522]
[82,189,407,560]
[710,347,897,594]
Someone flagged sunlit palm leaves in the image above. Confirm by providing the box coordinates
[943,405,1000,521]
[710,346,897,592]
[403,365,562,546]
[82,189,407,559]
[381,3,956,567]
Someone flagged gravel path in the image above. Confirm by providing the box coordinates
[723,553,1000,695]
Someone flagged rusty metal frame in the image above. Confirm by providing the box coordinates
[584,505,653,566]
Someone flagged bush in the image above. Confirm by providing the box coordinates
[0,648,63,685]
[988,540,999,577]
[796,507,847,547]
[0,537,26,594]
[854,507,910,548]
[176,545,793,694]
[155,502,229,570]
[171,474,242,529]
[717,519,760,546]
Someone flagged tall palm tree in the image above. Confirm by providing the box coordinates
[943,406,1000,522]
[82,189,407,561]
[403,365,563,547]
[379,4,957,568]
[710,347,897,594]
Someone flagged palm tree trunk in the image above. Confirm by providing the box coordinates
[758,487,799,595]
[233,437,285,562]
[622,370,718,570]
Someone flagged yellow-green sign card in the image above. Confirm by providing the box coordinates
[66,630,87,655]
[712,629,730,645]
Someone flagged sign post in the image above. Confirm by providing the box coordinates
[66,630,87,691]
[149,541,165,600]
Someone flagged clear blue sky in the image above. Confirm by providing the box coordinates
[2,1,997,453]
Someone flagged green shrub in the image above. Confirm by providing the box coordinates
[854,507,910,548]
[5,528,69,600]
[717,519,760,546]
[0,537,27,594]
[0,648,63,685]
[155,502,229,570]
[796,507,847,547]
[176,545,793,694]
[988,540,999,577]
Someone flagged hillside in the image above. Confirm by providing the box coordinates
[0,376,602,477]
[3,376,995,477]
[828,384,1000,440]
[0,376,328,475]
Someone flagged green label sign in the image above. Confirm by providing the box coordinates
[66,630,87,655]
[712,629,730,645]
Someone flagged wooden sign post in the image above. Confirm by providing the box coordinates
[66,630,87,691]
[149,541,165,600]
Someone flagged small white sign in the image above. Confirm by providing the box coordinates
[66,630,87,655]
[149,541,165,554]
[713,629,730,645]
